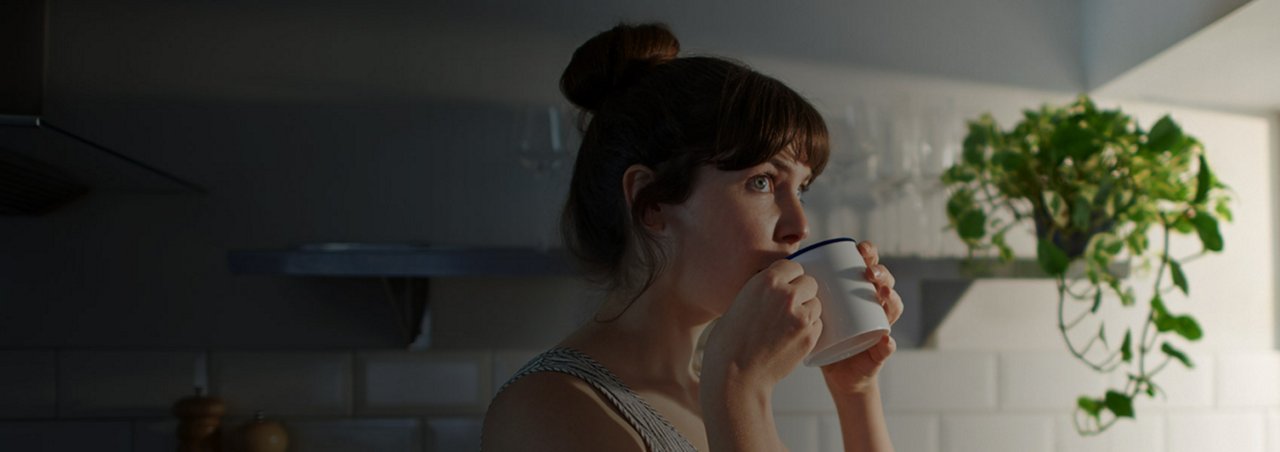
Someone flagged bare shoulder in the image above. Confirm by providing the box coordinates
[483,371,645,452]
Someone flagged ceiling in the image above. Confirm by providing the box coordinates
[38,0,1274,114]
[1096,0,1280,114]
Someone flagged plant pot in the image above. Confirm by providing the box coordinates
[1032,207,1115,260]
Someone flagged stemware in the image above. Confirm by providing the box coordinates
[514,104,579,250]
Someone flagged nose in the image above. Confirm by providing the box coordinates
[774,192,809,246]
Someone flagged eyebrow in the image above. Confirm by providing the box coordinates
[768,157,814,186]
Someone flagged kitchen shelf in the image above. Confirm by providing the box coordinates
[228,244,574,277]
[227,245,1127,349]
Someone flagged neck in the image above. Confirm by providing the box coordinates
[578,281,718,388]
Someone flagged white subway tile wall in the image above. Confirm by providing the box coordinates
[1054,414,1164,452]
[930,281,1064,351]
[1167,412,1267,452]
[0,350,56,419]
[4,348,1280,451]
[1217,352,1280,408]
[286,418,423,452]
[776,414,821,451]
[133,420,178,452]
[426,417,483,452]
[883,414,941,452]
[0,421,133,450]
[1269,409,1280,451]
[212,351,353,416]
[356,350,491,415]
[774,364,838,412]
[1112,352,1215,411]
[490,349,541,394]
[941,414,1055,452]
[880,351,999,412]
[1000,351,1109,410]
[58,350,203,418]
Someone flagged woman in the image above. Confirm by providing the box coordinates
[482,22,903,452]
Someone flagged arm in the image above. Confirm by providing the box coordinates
[829,378,893,452]
[700,259,824,451]
[701,368,788,452]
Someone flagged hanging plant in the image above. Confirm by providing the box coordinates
[941,95,1232,435]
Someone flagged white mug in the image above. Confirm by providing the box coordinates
[788,237,891,367]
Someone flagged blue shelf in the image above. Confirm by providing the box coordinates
[227,245,1126,349]
[228,245,575,277]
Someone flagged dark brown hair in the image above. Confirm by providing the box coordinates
[559,22,829,297]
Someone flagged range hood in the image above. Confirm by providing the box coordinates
[0,0,204,215]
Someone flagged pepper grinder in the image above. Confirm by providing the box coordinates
[173,387,225,452]
[238,410,289,452]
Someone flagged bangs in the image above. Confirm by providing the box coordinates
[710,69,829,176]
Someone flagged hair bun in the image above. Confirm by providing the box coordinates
[560,23,680,112]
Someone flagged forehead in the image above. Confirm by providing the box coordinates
[767,152,814,181]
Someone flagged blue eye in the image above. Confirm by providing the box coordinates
[749,175,772,192]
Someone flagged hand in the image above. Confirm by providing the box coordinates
[702,259,824,391]
[819,240,904,396]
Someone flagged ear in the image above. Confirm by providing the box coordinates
[621,164,665,231]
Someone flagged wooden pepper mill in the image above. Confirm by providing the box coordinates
[238,410,288,452]
[173,387,225,452]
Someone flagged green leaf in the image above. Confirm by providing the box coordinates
[1078,396,1104,419]
[1169,259,1189,295]
[1162,342,1194,368]
[1216,198,1234,222]
[958,210,987,241]
[1192,212,1224,252]
[992,150,1025,172]
[1036,239,1070,275]
[1194,154,1213,205]
[1147,115,1182,154]
[946,189,975,221]
[942,165,976,184]
[993,230,1014,261]
[1091,288,1103,314]
[1121,330,1133,362]
[1145,380,1161,398]
[1103,237,1124,255]
[1072,195,1092,231]
[1172,216,1196,234]
[1151,294,1168,316]
[1127,232,1148,255]
[1105,390,1135,418]
[1152,295,1178,332]
[962,119,996,166]
[1052,121,1097,161]
[1176,315,1203,341]
[1121,287,1135,307]
[1098,324,1109,347]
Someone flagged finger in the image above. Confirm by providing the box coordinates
[857,241,880,268]
[865,264,895,289]
[766,259,806,286]
[868,335,897,364]
[793,275,819,305]
[883,289,904,325]
[802,297,823,325]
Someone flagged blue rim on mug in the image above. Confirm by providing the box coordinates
[786,237,858,260]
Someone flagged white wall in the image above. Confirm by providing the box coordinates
[1081,0,1251,89]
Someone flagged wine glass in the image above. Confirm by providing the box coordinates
[514,104,579,250]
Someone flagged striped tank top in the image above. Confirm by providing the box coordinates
[489,347,699,452]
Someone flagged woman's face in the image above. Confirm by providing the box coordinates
[659,153,813,316]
